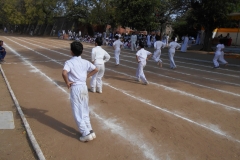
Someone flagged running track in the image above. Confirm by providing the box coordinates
[1,35,240,160]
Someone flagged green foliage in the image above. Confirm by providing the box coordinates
[0,0,68,26]
[115,0,159,30]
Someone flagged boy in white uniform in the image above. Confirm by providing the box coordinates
[62,41,98,142]
[135,41,152,85]
[113,36,123,66]
[213,41,228,68]
[168,37,181,69]
[90,37,111,93]
[152,35,166,67]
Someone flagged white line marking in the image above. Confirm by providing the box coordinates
[5,41,240,145]
[8,37,240,111]
[31,38,240,85]
[160,56,240,73]
[0,61,46,160]
[31,37,240,77]
[103,82,240,143]
[12,37,240,95]
[4,42,159,160]
[106,53,240,88]
[89,45,240,78]
[91,110,159,160]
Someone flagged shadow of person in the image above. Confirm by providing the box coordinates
[20,106,79,140]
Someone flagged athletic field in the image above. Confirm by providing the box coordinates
[1,35,240,160]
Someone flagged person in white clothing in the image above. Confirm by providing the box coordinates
[213,41,228,68]
[168,37,181,69]
[135,41,152,85]
[152,35,166,67]
[90,37,111,93]
[147,34,151,47]
[131,32,137,51]
[113,36,123,66]
[180,34,189,52]
[166,34,169,46]
[62,41,98,142]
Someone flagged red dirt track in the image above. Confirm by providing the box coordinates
[0,34,240,160]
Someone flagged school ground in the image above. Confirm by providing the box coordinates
[0,34,240,160]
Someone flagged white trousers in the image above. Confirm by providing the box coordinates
[131,42,137,51]
[152,49,162,63]
[70,84,92,136]
[90,64,105,91]
[136,61,147,82]
[114,48,120,65]
[169,49,176,68]
[213,51,227,67]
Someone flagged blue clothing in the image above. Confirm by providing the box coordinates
[0,46,6,60]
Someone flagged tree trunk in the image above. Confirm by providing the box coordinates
[201,28,213,51]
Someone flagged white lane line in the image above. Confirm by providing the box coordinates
[4,42,159,160]
[162,53,240,68]
[91,110,159,160]
[108,59,240,97]
[13,37,240,95]
[84,45,240,78]
[7,37,240,112]
[21,37,69,52]
[96,51,240,88]
[160,56,240,73]
[0,57,46,160]
[45,39,240,84]
[10,37,69,57]
[5,41,240,145]
[104,63,240,112]
[39,38,240,76]
[103,82,240,144]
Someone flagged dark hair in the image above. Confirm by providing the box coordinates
[70,41,83,56]
[172,37,175,41]
[139,41,144,48]
[115,35,119,39]
[95,37,103,46]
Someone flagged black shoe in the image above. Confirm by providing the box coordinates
[213,66,219,69]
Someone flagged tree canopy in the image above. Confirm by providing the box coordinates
[1,0,240,50]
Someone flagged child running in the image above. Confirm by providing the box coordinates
[0,40,6,62]
[62,41,98,142]
[135,41,152,85]
[90,37,111,93]
[113,35,123,66]
[152,35,166,67]
[213,41,228,68]
[168,37,181,69]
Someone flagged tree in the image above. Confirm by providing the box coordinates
[187,0,239,51]
[115,0,160,31]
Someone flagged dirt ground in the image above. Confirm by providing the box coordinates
[0,66,37,159]
[0,33,240,160]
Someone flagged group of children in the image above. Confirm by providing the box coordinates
[62,36,183,142]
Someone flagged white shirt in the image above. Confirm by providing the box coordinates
[113,40,123,49]
[63,56,96,85]
[169,42,181,50]
[215,44,224,53]
[91,46,110,65]
[136,48,152,62]
[154,41,166,50]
